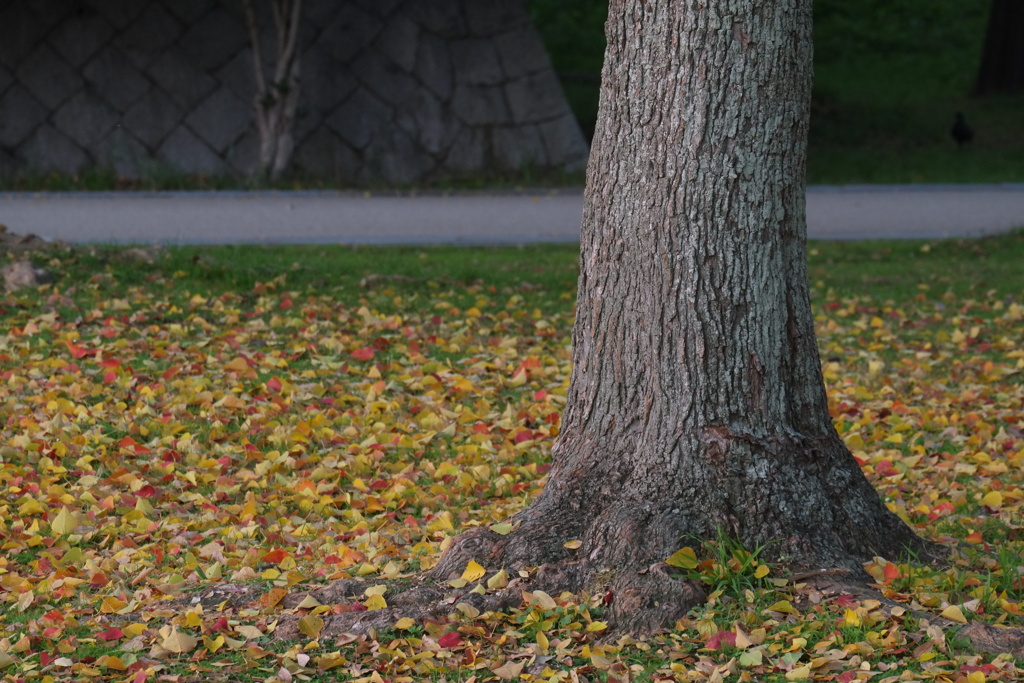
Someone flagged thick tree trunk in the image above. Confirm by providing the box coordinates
[973,0,1024,95]
[429,0,934,633]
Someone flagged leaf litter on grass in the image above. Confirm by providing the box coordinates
[0,243,1022,682]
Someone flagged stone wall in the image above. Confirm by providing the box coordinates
[0,0,590,184]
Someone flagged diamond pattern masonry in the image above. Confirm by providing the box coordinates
[0,0,588,183]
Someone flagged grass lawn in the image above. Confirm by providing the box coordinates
[0,235,1023,681]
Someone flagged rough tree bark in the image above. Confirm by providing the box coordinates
[271,0,953,641]
[427,0,937,633]
[973,0,1024,95]
[241,0,303,180]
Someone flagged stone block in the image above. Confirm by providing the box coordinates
[0,66,13,96]
[451,84,509,126]
[450,38,505,86]
[84,46,151,111]
[492,125,547,170]
[186,88,252,153]
[375,16,419,73]
[123,89,184,149]
[319,5,382,64]
[0,4,45,68]
[178,5,249,71]
[0,85,47,148]
[352,49,418,107]
[115,3,184,71]
[300,51,357,113]
[84,0,146,30]
[17,43,84,109]
[48,10,115,68]
[214,49,256,103]
[20,124,89,174]
[415,0,466,37]
[362,127,436,185]
[225,127,259,175]
[96,127,151,178]
[148,48,218,109]
[164,0,218,24]
[53,90,119,148]
[326,89,392,150]
[158,127,226,175]
[359,0,404,19]
[493,24,552,78]
[463,0,529,38]
[395,89,459,156]
[505,71,570,124]
[293,127,360,181]
[415,32,453,101]
[441,126,485,174]
[539,114,589,170]
[304,0,342,27]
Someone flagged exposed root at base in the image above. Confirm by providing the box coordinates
[270,559,706,642]
[798,575,1024,660]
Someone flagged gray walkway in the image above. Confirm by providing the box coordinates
[1,184,1023,245]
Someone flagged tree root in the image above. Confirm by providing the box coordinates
[797,574,1024,660]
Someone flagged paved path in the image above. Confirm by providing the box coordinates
[1,184,1022,245]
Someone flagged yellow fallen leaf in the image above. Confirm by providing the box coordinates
[490,523,513,535]
[161,629,198,654]
[100,596,127,614]
[586,621,608,632]
[235,625,264,640]
[492,661,524,679]
[766,600,797,614]
[394,617,416,630]
[50,507,78,536]
[981,491,1003,508]
[295,595,322,609]
[298,616,324,639]
[666,547,699,569]
[754,564,770,578]
[364,594,387,611]
[786,665,811,680]
[844,609,861,627]
[563,539,582,549]
[940,605,967,623]
[966,672,986,683]
[487,569,509,590]
[461,560,486,582]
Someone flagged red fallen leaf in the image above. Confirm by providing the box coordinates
[162,365,181,380]
[369,479,389,490]
[883,563,901,581]
[966,531,983,544]
[514,429,534,443]
[266,376,283,392]
[704,630,737,651]
[119,437,151,454]
[350,347,375,361]
[261,549,289,564]
[90,572,110,587]
[837,671,858,683]
[66,340,92,358]
[833,594,858,608]
[103,371,118,384]
[95,627,124,641]
[437,632,463,648]
[135,485,157,499]
[210,617,229,633]
[99,358,121,369]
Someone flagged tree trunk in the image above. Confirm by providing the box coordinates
[429,0,935,633]
[973,0,1024,95]
[242,0,303,181]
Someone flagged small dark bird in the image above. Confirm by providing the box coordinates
[951,112,973,146]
